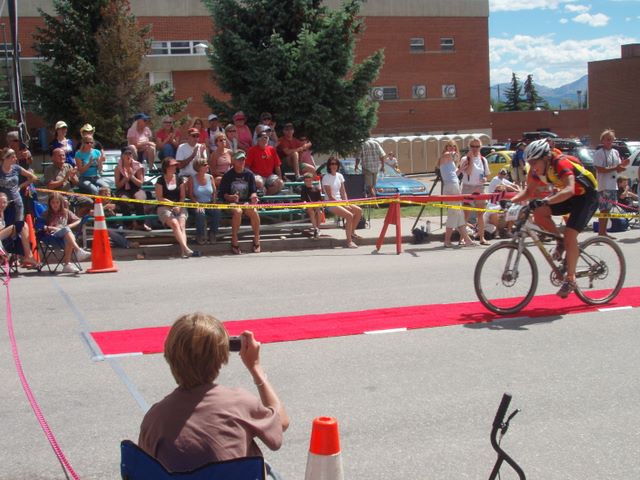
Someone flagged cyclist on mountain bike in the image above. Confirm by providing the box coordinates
[510,139,598,298]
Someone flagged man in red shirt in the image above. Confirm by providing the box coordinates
[277,122,315,179]
[246,126,284,194]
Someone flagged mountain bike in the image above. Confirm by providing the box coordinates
[474,203,626,315]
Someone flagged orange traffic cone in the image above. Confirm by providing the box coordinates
[304,417,344,480]
[87,198,118,273]
[25,213,40,262]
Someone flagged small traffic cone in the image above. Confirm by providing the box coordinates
[87,198,118,273]
[304,417,344,480]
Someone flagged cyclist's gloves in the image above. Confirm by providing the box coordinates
[528,198,549,210]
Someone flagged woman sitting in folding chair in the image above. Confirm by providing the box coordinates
[42,192,91,273]
[0,192,38,268]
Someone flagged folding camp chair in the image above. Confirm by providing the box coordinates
[0,204,39,275]
[120,440,265,480]
[33,200,88,274]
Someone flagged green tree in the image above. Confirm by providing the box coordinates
[503,72,524,111]
[30,0,107,133]
[202,0,384,154]
[153,81,189,128]
[75,0,153,146]
[0,76,16,131]
[523,74,544,110]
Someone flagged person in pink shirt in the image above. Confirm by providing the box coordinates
[232,111,253,151]
[127,113,157,168]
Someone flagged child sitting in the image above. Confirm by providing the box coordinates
[43,192,91,273]
[617,176,638,208]
[0,192,39,267]
[300,173,323,238]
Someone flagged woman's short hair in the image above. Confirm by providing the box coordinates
[164,312,230,390]
[194,157,208,170]
[600,129,615,141]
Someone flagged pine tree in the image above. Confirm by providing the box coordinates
[74,0,153,147]
[503,72,524,111]
[202,0,384,154]
[523,74,543,110]
[154,81,189,128]
[0,76,16,131]
[30,0,107,133]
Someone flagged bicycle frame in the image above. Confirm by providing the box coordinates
[488,393,525,480]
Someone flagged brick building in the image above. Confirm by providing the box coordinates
[588,43,640,143]
[5,0,490,144]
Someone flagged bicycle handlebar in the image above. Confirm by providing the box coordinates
[493,393,512,429]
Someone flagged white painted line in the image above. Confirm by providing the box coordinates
[102,352,144,360]
[364,327,408,335]
[598,306,633,312]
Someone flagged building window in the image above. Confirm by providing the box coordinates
[440,38,455,51]
[0,43,20,56]
[371,86,399,101]
[412,85,427,99]
[150,41,207,56]
[409,38,425,53]
[149,72,173,89]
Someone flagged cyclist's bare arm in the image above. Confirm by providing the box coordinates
[546,174,575,205]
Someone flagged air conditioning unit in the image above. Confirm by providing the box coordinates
[442,84,457,98]
[370,87,384,101]
[412,85,427,99]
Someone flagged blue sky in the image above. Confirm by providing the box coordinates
[489,0,639,87]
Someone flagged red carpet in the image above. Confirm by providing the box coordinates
[91,287,640,356]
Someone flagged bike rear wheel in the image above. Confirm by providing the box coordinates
[474,242,539,315]
[574,236,626,305]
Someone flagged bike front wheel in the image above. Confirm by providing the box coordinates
[474,242,539,315]
[574,236,626,305]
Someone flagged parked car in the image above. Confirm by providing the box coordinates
[317,158,429,197]
[572,147,596,176]
[625,149,640,191]
[484,150,515,179]
[551,137,584,155]
[480,144,506,157]
[522,131,558,141]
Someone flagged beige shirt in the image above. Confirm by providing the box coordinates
[138,383,282,472]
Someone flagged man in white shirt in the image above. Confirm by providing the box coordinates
[176,128,208,178]
[593,129,629,237]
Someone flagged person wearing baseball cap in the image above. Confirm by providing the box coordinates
[207,114,224,153]
[127,112,157,169]
[218,150,261,254]
[246,128,285,195]
[277,122,315,179]
[252,112,277,148]
[49,120,75,165]
[176,127,208,178]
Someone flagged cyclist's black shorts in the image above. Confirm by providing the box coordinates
[549,189,598,231]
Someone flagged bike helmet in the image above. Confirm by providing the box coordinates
[524,139,551,162]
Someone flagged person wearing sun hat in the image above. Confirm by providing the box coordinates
[48,120,75,166]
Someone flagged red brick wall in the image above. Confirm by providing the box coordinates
[588,56,640,143]
[490,110,589,143]
[357,16,490,135]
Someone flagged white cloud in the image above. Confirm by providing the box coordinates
[565,4,590,13]
[490,34,636,87]
[572,12,610,27]
[489,0,575,12]
[559,18,569,23]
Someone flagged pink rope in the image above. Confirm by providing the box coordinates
[3,264,80,480]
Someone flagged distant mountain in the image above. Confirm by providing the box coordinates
[490,75,589,109]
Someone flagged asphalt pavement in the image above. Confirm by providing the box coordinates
[1,221,639,479]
